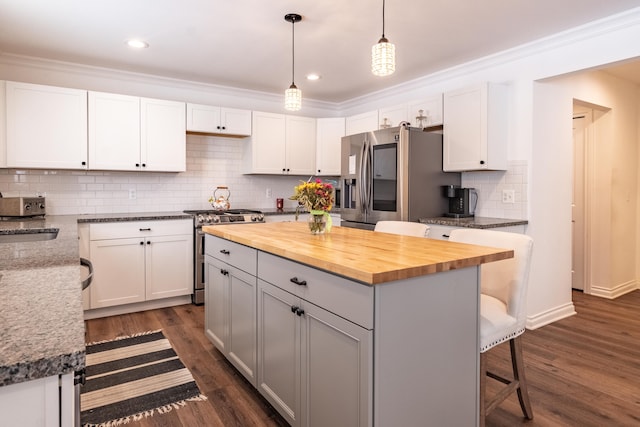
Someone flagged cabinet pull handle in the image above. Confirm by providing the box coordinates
[139,228,151,231]
[220,269,229,276]
[291,305,299,313]
[442,234,450,238]
[290,277,307,286]
[220,249,230,255]
[295,308,304,316]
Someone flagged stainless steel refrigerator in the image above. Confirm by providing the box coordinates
[340,126,460,230]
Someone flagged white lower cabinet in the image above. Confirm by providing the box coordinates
[87,220,193,309]
[0,372,75,427]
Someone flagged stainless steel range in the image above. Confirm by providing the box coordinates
[184,209,265,305]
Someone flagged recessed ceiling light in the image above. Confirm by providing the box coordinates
[127,39,149,49]
[306,73,321,81]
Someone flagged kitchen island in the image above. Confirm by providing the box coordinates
[203,221,512,427]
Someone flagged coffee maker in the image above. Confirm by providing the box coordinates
[442,185,478,218]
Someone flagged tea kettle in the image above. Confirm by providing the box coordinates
[210,186,231,210]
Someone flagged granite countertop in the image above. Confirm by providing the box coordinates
[0,215,85,387]
[77,211,192,223]
[204,222,512,285]
[419,216,528,228]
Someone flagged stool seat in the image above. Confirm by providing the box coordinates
[374,220,430,237]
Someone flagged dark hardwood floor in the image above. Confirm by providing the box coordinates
[84,290,640,427]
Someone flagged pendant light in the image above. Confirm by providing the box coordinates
[371,0,395,76]
[284,13,302,111]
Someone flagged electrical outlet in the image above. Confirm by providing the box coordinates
[266,188,273,198]
[129,189,136,200]
[502,189,515,204]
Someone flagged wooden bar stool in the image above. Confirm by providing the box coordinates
[448,229,534,427]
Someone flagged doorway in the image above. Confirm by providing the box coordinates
[572,110,590,291]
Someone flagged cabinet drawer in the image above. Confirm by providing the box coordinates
[258,252,373,329]
[206,235,257,275]
[89,219,192,240]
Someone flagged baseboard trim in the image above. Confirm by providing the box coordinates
[526,302,576,330]
[84,295,193,320]
[589,280,638,299]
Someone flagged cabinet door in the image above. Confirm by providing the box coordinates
[186,103,221,133]
[88,91,141,171]
[89,238,146,308]
[205,256,228,352]
[345,110,378,136]
[443,85,486,171]
[302,303,372,427]
[257,280,301,427]
[227,264,257,384]
[145,234,193,300]
[249,111,286,174]
[6,81,88,169]
[378,104,408,128]
[0,374,60,427]
[221,107,252,136]
[286,115,316,175]
[408,94,444,126]
[315,117,344,176]
[140,97,186,172]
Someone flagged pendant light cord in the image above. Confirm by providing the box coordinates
[381,0,386,38]
[291,19,296,85]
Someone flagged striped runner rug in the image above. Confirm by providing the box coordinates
[81,330,206,427]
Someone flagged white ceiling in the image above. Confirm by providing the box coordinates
[1,1,640,103]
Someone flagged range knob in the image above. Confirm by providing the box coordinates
[210,215,220,224]
[252,214,264,222]
[38,203,45,210]
[197,214,206,224]
[24,203,32,211]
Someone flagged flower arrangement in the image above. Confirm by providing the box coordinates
[289,179,334,233]
[289,179,334,213]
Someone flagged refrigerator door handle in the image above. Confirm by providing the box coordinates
[364,139,372,212]
[358,137,369,214]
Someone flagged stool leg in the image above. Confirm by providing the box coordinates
[479,351,487,427]
[510,336,534,420]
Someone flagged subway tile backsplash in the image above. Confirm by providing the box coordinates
[461,160,528,219]
[0,135,527,220]
[0,135,309,215]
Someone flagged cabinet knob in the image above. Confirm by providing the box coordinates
[217,126,221,130]
[290,277,307,286]
[317,169,321,173]
[82,161,86,166]
[139,241,144,245]
[142,163,146,168]
[220,269,229,276]
[295,308,304,316]
[291,305,299,313]
[220,249,230,255]
[480,160,485,165]
[147,241,151,245]
[222,126,226,130]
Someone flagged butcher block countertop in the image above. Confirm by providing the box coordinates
[203,222,513,285]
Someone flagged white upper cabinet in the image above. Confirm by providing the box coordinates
[6,81,88,169]
[285,115,316,175]
[407,94,443,126]
[244,111,315,175]
[186,103,252,136]
[141,97,186,172]
[88,92,141,171]
[88,92,186,172]
[0,81,6,168]
[378,104,408,128]
[443,82,508,171]
[315,117,345,176]
[345,110,378,136]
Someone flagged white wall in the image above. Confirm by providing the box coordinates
[2,8,640,327]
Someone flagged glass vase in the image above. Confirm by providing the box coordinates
[308,213,327,234]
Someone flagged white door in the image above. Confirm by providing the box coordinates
[145,234,193,300]
[227,266,257,385]
[315,117,345,176]
[250,111,287,174]
[205,256,228,352]
[140,98,186,172]
[89,238,146,308]
[572,112,589,291]
[286,115,316,175]
[221,107,252,136]
[88,91,140,171]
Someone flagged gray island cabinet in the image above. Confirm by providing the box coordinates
[203,222,512,427]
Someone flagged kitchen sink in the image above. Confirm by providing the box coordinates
[0,229,59,243]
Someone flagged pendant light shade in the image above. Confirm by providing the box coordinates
[284,13,302,111]
[372,0,395,76]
